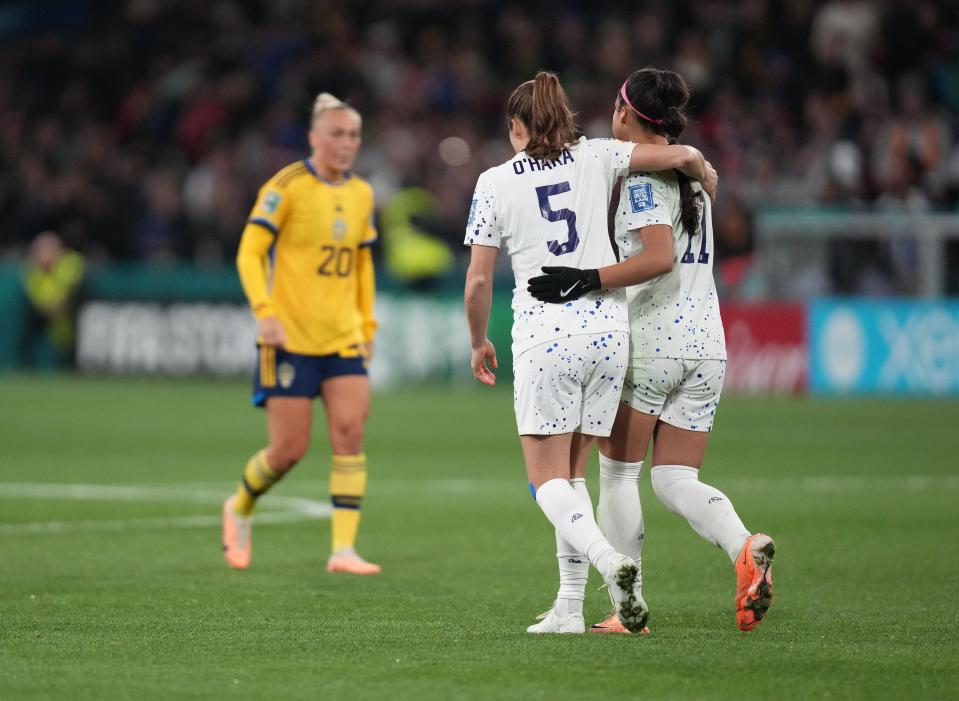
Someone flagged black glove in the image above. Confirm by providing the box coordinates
[527,266,601,303]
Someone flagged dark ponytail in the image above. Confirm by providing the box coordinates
[507,71,577,162]
[619,68,700,239]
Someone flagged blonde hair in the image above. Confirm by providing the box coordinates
[311,92,361,127]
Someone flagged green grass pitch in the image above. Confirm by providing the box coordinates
[0,375,957,700]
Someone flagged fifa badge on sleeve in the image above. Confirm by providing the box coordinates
[628,183,655,213]
[262,191,282,214]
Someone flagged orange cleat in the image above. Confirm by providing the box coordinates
[589,610,650,635]
[326,548,381,575]
[222,495,252,570]
[735,533,775,631]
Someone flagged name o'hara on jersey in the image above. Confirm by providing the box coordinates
[511,149,575,175]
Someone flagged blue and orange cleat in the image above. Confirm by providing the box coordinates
[735,533,775,631]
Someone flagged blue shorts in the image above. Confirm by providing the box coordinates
[252,345,368,407]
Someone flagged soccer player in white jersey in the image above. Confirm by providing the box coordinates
[464,71,713,634]
[529,68,775,633]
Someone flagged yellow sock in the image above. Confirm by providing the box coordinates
[234,449,280,516]
[330,453,367,552]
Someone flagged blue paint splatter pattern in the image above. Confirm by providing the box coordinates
[513,331,629,436]
[463,137,633,357]
[621,358,726,432]
[613,170,726,362]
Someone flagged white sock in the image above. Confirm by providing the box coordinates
[535,478,618,575]
[598,454,644,561]
[651,465,750,562]
[570,477,590,505]
[553,594,584,617]
[554,478,591,602]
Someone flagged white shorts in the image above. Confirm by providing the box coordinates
[513,332,629,436]
[621,358,726,432]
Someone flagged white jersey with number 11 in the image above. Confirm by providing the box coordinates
[614,170,726,360]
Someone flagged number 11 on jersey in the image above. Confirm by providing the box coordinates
[681,191,709,264]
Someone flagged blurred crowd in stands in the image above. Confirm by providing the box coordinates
[1,0,957,295]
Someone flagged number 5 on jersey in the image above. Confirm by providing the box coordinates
[536,181,579,255]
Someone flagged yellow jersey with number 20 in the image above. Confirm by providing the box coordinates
[236,159,378,356]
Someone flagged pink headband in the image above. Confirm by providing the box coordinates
[619,80,664,126]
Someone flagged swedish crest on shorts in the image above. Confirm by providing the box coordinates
[278,362,296,388]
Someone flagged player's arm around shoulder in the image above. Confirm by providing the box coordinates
[629,143,707,181]
[586,136,714,191]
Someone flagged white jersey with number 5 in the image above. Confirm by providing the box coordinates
[465,136,631,355]
[614,170,726,360]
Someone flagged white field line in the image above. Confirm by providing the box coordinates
[0,483,329,535]
[1,474,955,536]
[287,475,959,494]
[723,474,959,492]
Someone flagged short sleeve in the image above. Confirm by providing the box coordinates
[463,171,501,248]
[587,138,633,180]
[621,173,673,232]
[247,180,291,235]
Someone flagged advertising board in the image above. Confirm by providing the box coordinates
[809,300,959,395]
[721,303,807,394]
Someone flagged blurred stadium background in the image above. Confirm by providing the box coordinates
[2,0,957,391]
[2,2,958,700]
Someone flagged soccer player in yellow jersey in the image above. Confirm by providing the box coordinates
[222,93,381,575]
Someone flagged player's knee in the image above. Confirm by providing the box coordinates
[650,465,697,507]
[329,421,364,454]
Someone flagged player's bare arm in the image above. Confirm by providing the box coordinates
[464,244,498,386]
[597,224,674,289]
[527,224,678,303]
[703,161,718,202]
[629,143,707,181]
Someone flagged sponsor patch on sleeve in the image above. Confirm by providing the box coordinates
[628,183,655,213]
[467,198,478,227]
